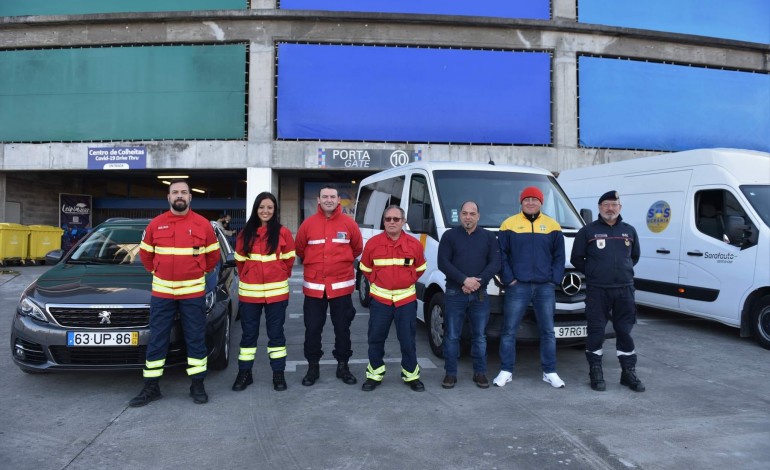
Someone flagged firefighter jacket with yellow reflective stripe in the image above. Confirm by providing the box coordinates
[359,230,427,307]
[498,211,565,285]
[235,225,296,304]
[139,210,220,299]
[295,204,363,299]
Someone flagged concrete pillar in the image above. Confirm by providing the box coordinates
[551,0,579,173]
[248,42,275,143]
[552,0,577,21]
[251,0,277,9]
[246,167,273,219]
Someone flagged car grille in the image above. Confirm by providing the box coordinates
[48,306,150,328]
[49,345,187,366]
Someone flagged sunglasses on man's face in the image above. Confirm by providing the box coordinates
[384,217,402,222]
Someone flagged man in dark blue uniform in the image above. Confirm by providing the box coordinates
[571,190,645,392]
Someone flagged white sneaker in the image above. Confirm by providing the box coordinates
[543,372,565,388]
[493,371,513,387]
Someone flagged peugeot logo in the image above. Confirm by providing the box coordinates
[98,311,112,325]
[561,272,582,296]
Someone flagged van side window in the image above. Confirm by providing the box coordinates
[407,174,437,238]
[695,189,754,248]
[355,176,404,229]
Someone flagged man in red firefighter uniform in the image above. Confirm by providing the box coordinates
[129,179,220,407]
[359,205,428,392]
[295,184,363,386]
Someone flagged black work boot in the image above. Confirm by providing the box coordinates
[302,363,320,386]
[589,365,606,392]
[129,379,162,407]
[336,361,357,385]
[273,371,287,391]
[232,369,253,392]
[190,378,208,404]
[620,368,646,392]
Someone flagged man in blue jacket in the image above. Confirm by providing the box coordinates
[494,187,566,389]
[571,190,644,392]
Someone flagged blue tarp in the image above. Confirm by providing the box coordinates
[579,57,770,152]
[277,44,551,144]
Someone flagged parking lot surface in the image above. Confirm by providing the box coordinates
[1,265,769,470]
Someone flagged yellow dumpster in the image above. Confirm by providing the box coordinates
[28,225,64,263]
[0,223,31,265]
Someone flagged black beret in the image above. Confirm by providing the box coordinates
[598,190,620,204]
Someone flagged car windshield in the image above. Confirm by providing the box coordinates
[741,185,770,226]
[68,225,144,265]
[433,170,584,230]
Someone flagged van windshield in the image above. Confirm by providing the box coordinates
[741,185,770,226]
[433,170,583,230]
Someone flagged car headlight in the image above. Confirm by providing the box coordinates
[19,296,48,323]
[204,290,216,313]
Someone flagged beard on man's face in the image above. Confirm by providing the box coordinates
[171,199,189,211]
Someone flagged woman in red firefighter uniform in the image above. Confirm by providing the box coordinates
[359,205,427,392]
[130,179,220,407]
[231,192,296,392]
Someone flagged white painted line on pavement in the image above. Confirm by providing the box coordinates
[284,357,438,372]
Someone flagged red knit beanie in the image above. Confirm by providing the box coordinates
[520,186,544,203]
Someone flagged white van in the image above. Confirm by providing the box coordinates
[558,148,770,349]
[354,161,593,357]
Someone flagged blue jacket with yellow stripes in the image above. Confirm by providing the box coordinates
[498,211,565,285]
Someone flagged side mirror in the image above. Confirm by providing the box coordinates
[407,203,426,233]
[224,252,237,268]
[579,208,593,224]
[44,249,64,265]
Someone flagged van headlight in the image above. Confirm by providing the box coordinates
[204,290,216,313]
[19,296,48,323]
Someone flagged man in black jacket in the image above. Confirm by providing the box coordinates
[571,190,645,392]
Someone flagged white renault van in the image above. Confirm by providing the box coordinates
[558,148,770,349]
[354,161,592,357]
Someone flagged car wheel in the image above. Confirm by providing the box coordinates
[358,274,371,308]
[426,293,445,358]
[209,311,231,370]
[751,295,770,350]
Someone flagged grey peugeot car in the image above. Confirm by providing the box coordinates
[10,218,238,373]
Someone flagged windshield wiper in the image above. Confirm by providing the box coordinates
[66,259,113,265]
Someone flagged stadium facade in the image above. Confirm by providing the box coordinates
[1,0,768,232]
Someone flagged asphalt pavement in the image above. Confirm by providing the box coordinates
[1,265,768,470]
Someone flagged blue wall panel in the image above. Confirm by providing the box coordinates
[579,0,770,44]
[277,44,551,144]
[579,57,770,152]
[280,0,549,19]
[1,0,245,16]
